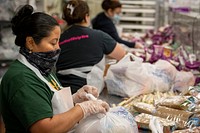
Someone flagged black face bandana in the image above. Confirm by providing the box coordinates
[20,47,61,75]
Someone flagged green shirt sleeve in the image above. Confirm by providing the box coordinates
[9,79,53,130]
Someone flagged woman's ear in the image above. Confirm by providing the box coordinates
[25,37,35,51]
[85,14,90,23]
[107,9,114,17]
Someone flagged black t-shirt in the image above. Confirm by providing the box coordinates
[56,25,116,93]
[92,12,135,48]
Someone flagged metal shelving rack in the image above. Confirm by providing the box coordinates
[118,0,159,37]
[168,0,200,60]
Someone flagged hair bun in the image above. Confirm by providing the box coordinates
[11,5,34,35]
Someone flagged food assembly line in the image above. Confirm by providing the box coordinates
[0,0,200,133]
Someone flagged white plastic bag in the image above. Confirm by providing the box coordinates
[150,60,177,92]
[105,53,152,98]
[173,71,195,94]
[149,117,164,133]
[75,106,138,133]
[105,53,176,98]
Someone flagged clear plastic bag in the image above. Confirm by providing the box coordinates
[105,53,152,98]
[173,71,195,94]
[105,53,177,98]
[75,106,138,133]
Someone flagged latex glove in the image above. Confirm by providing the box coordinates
[72,85,99,103]
[135,42,144,49]
[77,100,109,118]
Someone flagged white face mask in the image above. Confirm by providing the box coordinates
[113,14,121,24]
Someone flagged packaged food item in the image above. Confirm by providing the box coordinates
[185,54,200,70]
[162,46,173,59]
[194,104,200,113]
[179,96,198,112]
[118,91,176,110]
[188,86,200,100]
[150,45,163,62]
[132,102,156,115]
[172,127,200,133]
[143,95,198,112]
[155,96,187,109]
[135,113,176,133]
[188,117,200,127]
[154,106,194,129]
[188,113,200,128]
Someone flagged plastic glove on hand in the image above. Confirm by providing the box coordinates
[72,85,99,103]
[77,100,109,118]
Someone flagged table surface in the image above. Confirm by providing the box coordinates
[99,88,124,106]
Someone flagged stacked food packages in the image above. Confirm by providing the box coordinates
[130,25,200,85]
[114,24,200,132]
[118,86,200,132]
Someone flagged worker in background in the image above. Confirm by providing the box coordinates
[56,0,126,94]
[92,0,144,49]
[0,5,109,133]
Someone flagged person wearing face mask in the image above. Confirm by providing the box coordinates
[92,0,144,49]
[0,5,109,133]
[56,0,126,94]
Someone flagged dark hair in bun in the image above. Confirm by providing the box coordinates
[11,4,59,47]
[11,5,34,36]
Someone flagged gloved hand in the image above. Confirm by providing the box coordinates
[76,100,109,118]
[72,85,99,103]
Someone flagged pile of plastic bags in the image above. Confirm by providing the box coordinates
[105,53,195,98]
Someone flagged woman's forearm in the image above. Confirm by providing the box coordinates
[30,105,84,133]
